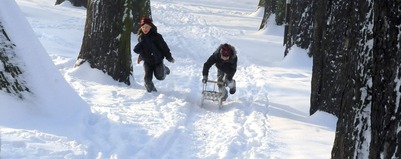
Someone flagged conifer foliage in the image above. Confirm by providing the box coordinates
[0,22,30,99]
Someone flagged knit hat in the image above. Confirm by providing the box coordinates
[220,44,233,57]
[140,17,153,26]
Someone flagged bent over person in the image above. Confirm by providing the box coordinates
[134,17,175,92]
[202,43,237,100]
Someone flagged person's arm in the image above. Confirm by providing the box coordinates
[202,54,217,77]
[156,34,174,62]
[225,57,238,81]
[133,41,143,54]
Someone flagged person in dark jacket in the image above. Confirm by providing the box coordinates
[202,43,237,100]
[134,17,175,92]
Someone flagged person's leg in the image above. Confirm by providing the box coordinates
[228,80,236,94]
[217,69,225,88]
[143,62,153,83]
[217,69,228,100]
[165,64,170,75]
[154,62,166,81]
[144,63,156,92]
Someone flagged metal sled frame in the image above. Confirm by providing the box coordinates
[201,80,227,109]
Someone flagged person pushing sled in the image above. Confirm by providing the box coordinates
[201,43,237,108]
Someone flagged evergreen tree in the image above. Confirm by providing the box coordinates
[0,22,30,99]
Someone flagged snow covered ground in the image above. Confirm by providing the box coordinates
[1,0,337,158]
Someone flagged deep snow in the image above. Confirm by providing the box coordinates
[0,0,337,158]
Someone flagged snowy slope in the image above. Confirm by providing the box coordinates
[0,0,337,158]
[0,0,89,136]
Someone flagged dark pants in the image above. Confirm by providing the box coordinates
[217,69,226,87]
[217,69,228,81]
[143,62,166,84]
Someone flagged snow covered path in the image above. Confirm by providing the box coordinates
[68,1,278,158]
[2,0,336,158]
[65,1,278,158]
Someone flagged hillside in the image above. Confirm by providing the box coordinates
[0,0,336,158]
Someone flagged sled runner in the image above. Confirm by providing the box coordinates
[200,80,228,109]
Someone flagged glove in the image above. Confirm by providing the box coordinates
[167,57,175,63]
[202,76,208,83]
[137,56,142,64]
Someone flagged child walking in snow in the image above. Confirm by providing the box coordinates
[134,17,175,92]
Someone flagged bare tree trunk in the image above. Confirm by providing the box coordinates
[76,0,133,85]
[132,0,151,33]
[259,0,274,30]
[285,0,401,157]
[309,0,330,115]
[257,0,265,9]
[369,0,401,157]
[283,0,314,56]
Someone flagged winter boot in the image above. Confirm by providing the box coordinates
[145,82,157,92]
[219,87,228,101]
[228,80,236,94]
[165,65,170,75]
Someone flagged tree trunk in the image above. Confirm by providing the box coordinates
[132,0,151,33]
[257,0,265,9]
[330,0,373,158]
[0,22,30,99]
[285,0,401,157]
[76,0,133,85]
[369,0,401,158]
[283,0,314,56]
[274,0,285,25]
[259,0,274,30]
[309,0,332,115]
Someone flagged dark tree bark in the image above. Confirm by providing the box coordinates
[330,0,373,158]
[288,0,401,157]
[132,0,151,33]
[284,0,401,156]
[0,22,30,99]
[289,0,371,118]
[257,0,265,9]
[283,0,314,56]
[369,0,401,158]
[258,0,285,29]
[76,0,133,85]
[309,0,337,116]
[274,0,285,25]
[259,0,275,30]
[332,0,401,158]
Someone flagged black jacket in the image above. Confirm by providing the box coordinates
[202,44,237,81]
[134,28,173,65]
